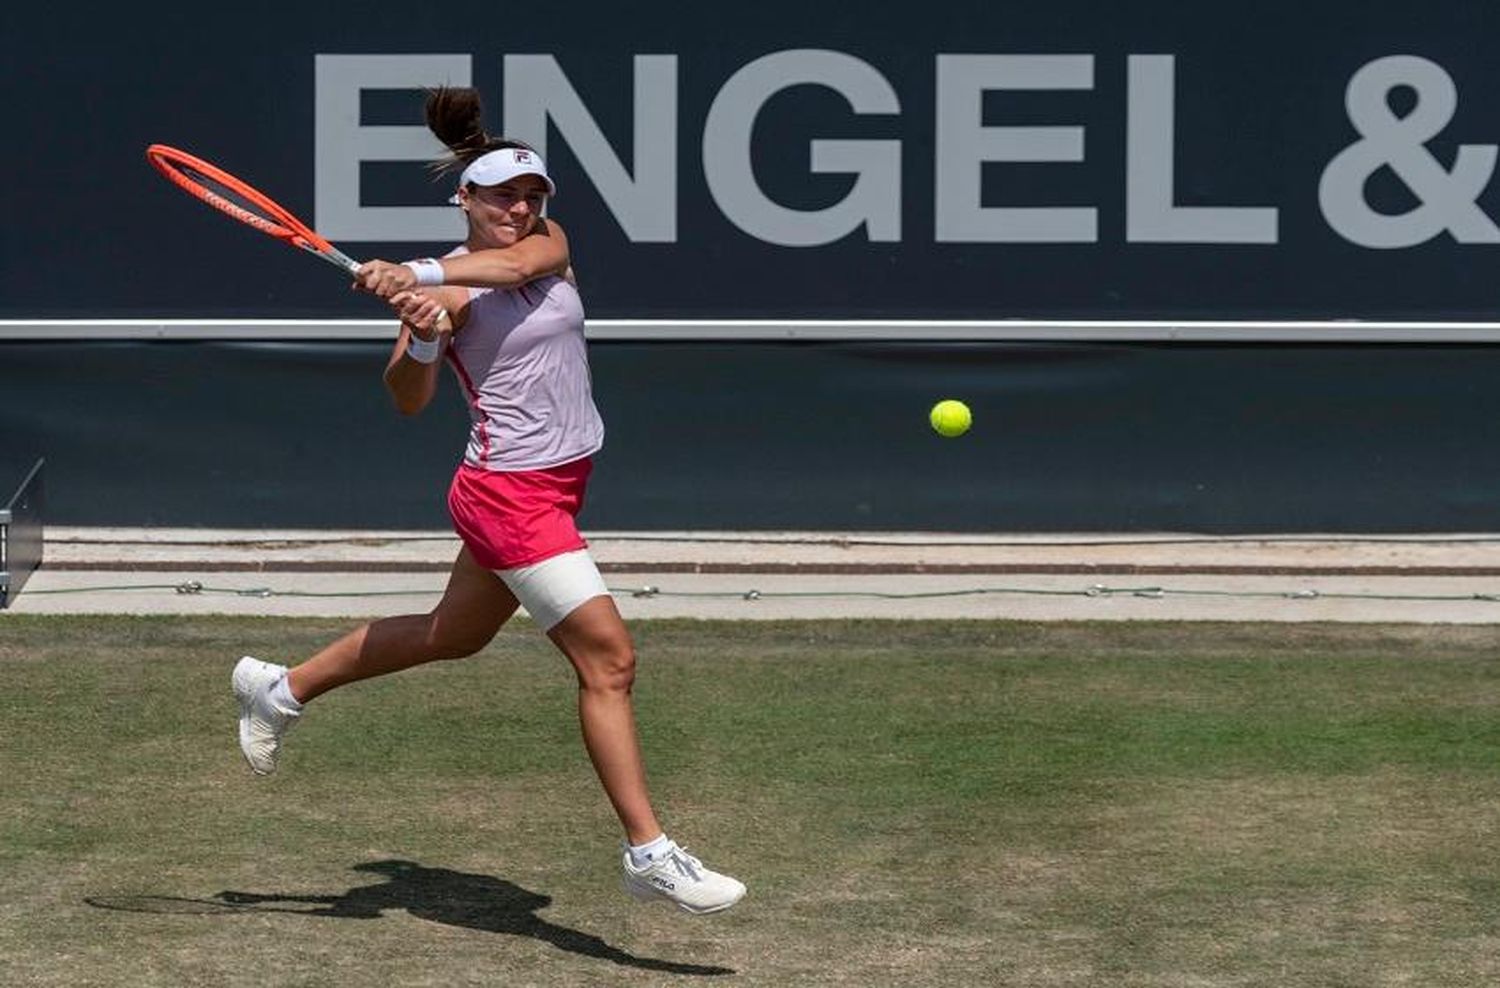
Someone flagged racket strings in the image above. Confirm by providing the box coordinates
[146,144,353,273]
[171,163,302,242]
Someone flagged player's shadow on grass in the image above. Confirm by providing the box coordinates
[93,859,735,977]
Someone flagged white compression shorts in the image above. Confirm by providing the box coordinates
[496,548,610,631]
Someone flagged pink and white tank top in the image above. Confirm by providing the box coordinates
[443,249,604,471]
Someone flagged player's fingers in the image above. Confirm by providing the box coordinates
[377,271,417,300]
[401,300,444,334]
[410,300,443,330]
[362,260,410,298]
[388,292,423,322]
[354,261,386,293]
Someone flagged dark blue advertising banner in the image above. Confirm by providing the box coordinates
[7,2,1500,323]
[3,341,1498,532]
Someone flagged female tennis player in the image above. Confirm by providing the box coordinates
[231,87,744,916]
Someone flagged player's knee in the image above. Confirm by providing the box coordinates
[577,638,636,693]
[424,615,494,661]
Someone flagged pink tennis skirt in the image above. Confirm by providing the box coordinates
[447,458,592,570]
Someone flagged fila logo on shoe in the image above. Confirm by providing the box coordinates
[652,877,677,890]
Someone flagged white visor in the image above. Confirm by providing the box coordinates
[450,147,556,204]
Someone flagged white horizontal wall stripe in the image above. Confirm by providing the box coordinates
[4,320,1500,342]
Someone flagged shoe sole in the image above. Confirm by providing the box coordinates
[232,659,278,776]
[237,713,271,775]
[622,877,746,915]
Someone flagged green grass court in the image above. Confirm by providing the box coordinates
[2,616,1498,986]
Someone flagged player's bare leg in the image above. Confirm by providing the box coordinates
[234,548,517,774]
[549,596,746,914]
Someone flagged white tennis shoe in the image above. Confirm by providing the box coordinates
[232,656,300,775]
[621,841,746,915]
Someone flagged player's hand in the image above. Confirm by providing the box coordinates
[354,259,417,299]
[390,291,448,340]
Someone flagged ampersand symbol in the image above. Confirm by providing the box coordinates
[1319,56,1499,248]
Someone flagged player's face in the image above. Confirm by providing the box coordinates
[462,176,549,246]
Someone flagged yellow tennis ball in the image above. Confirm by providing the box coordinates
[929,399,972,437]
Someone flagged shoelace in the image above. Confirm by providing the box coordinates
[663,847,704,881]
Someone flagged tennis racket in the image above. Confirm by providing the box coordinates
[145,143,363,278]
[146,143,452,334]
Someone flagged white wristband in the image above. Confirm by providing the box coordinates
[403,257,445,287]
[405,334,442,364]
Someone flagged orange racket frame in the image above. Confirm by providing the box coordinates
[145,143,362,277]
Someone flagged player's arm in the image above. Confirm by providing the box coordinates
[357,220,570,297]
[382,286,466,416]
[437,218,570,286]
